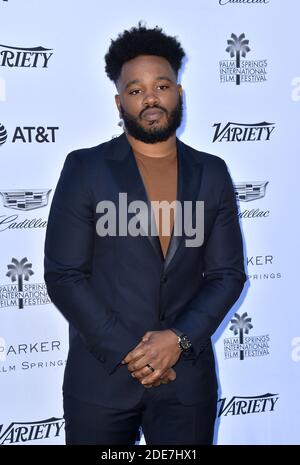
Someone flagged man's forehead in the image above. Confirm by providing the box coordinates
[117,55,176,88]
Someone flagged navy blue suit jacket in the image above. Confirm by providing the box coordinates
[44,133,246,409]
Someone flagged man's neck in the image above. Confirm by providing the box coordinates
[126,132,177,158]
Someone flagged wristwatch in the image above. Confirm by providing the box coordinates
[170,328,193,353]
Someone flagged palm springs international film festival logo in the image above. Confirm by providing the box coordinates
[0,418,64,444]
[220,33,267,85]
[224,312,270,360]
[0,44,53,68]
[0,189,51,232]
[0,258,51,309]
[218,393,279,417]
[212,122,275,143]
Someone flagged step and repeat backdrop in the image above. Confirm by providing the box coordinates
[0,0,299,445]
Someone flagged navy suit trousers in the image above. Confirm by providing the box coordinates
[63,382,217,445]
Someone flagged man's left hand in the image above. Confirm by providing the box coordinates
[122,330,182,386]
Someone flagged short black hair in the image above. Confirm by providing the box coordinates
[104,22,185,83]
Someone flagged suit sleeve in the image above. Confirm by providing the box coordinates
[44,151,140,375]
[172,160,247,359]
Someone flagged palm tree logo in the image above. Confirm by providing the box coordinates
[226,33,251,85]
[230,312,253,360]
[6,257,34,309]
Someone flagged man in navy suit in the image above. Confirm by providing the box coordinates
[44,23,246,445]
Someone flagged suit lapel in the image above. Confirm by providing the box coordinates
[105,133,203,269]
[105,134,164,262]
[163,137,204,271]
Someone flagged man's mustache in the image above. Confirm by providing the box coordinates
[139,106,167,119]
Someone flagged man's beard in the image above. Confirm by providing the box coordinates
[119,95,183,144]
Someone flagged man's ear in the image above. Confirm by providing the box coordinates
[178,84,183,97]
[115,94,121,114]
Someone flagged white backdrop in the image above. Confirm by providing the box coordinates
[0,0,299,445]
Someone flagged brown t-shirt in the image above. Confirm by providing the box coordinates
[132,147,178,259]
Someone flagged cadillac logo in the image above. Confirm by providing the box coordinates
[234,182,268,202]
[0,189,51,211]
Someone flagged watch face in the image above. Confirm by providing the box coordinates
[180,335,192,351]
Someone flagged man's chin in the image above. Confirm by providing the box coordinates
[123,117,177,143]
[130,133,174,144]
[140,117,165,128]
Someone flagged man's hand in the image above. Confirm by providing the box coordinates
[122,330,181,387]
[144,367,177,389]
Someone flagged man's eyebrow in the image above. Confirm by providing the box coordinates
[125,79,140,90]
[155,76,174,83]
[124,76,174,90]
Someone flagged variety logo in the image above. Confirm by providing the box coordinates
[0,257,51,309]
[218,393,279,417]
[234,182,268,202]
[0,123,59,144]
[224,312,270,360]
[220,33,267,85]
[0,418,64,444]
[0,44,53,68]
[0,189,51,211]
[291,77,300,102]
[291,337,300,362]
[212,122,275,142]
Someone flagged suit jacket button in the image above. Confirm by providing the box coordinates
[159,314,165,320]
[160,275,168,284]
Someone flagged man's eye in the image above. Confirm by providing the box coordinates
[158,85,169,90]
[129,90,141,95]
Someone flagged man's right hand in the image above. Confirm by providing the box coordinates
[143,367,176,389]
[123,337,176,388]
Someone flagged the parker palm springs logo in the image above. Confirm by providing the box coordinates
[224,312,270,360]
[6,258,34,309]
[226,33,250,85]
[0,257,50,309]
[220,33,267,85]
[230,313,253,360]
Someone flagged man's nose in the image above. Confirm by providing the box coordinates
[142,91,159,107]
